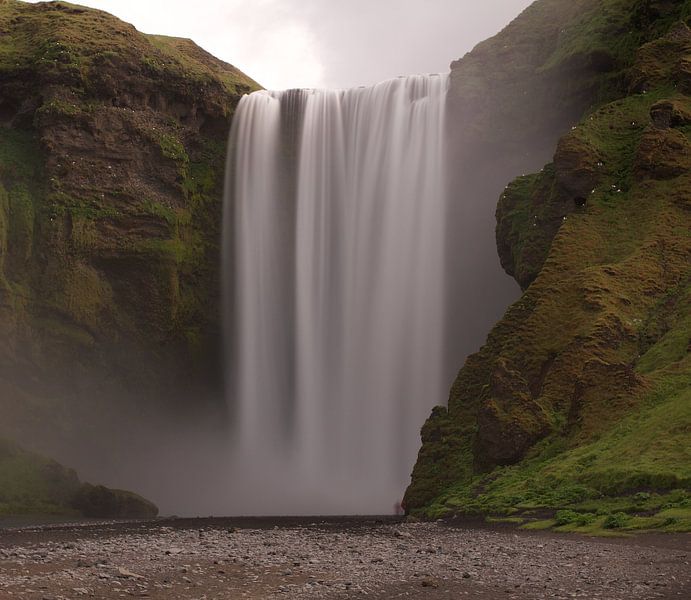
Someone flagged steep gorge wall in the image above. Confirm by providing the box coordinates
[407,0,691,515]
[0,0,259,462]
[444,0,637,378]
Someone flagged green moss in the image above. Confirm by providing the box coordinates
[35,98,82,118]
[146,34,260,97]
[139,199,179,227]
[0,438,80,516]
[136,237,201,265]
[521,519,555,530]
[513,494,691,535]
[7,184,34,264]
[0,128,42,182]
[555,509,597,526]
[410,8,691,521]
[486,516,525,524]
[158,132,189,164]
[0,0,259,96]
[0,438,158,517]
[72,483,158,518]
[46,192,121,220]
[637,282,691,374]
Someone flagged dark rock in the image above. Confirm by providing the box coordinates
[633,127,691,180]
[554,135,601,199]
[650,100,691,129]
[474,358,551,470]
[71,483,158,519]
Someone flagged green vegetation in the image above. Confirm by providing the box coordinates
[157,132,189,164]
[406,2,691,531]
[0,0,259,97]
[147,34,260,96]
[0,438,79,515]
[0,0,261,494]
[0,438,158,517]
[0,0,259,428]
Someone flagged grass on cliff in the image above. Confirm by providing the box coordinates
[0,1,259,96]
[147,34,260,95]
[0,0,245,382]
[423,158,691,527]
[0,438,81,516]
[411,12,691,528]
[0,438,159,518]
[424,373,690,536]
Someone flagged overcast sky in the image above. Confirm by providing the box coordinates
[26,0,533,89]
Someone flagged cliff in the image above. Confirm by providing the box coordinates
[406,0,691,533]
[0,437,158,517]
[0,0,259,469]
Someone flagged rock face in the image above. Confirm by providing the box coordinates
[72,483,158,519]
[442,0,668,386]
[406,1,691,516]
[0,1,259,463]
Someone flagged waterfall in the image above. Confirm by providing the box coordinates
[223,74,449,515]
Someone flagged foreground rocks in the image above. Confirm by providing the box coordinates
[0,518,688,599]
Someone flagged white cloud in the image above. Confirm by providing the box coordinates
[22,0,532,89]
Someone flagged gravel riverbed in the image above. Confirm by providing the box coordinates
[0,517,688,599]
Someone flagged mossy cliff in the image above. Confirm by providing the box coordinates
[0,0,259,459]
[406,0,691,529]
[0,438,158,518]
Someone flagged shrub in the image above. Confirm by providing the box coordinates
[555,509,580,525]
[603,512,630,529]
[555,509,597,526]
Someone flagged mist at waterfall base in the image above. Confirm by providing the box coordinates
[220,74,448,515]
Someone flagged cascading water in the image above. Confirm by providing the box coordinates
[223,74,449,515]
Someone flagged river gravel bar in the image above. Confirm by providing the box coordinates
[0,517,689,599]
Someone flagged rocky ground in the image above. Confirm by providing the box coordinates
[0,517,688,599]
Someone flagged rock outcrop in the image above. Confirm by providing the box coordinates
[406,0,691,516]
[0,438,158,517]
